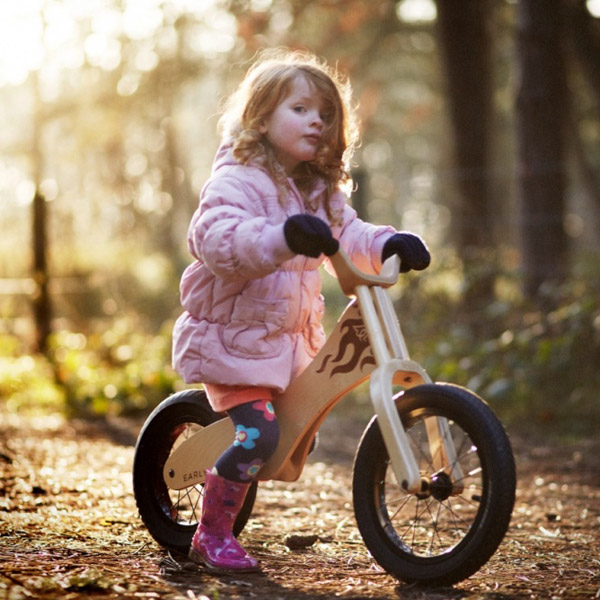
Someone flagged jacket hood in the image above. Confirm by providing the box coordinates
[211,143,328,201]
[211,144,238,173]
[211,143,277,178]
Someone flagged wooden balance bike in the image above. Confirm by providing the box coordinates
[133,249,516,586]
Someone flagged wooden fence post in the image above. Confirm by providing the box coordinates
[32,190,51,353]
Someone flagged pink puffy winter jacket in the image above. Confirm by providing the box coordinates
[172,145,395,397]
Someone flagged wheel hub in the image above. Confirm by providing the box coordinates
[415,472,454,501]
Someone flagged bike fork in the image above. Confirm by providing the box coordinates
[357,284,463,494]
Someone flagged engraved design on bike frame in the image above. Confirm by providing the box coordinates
[316,317,375,377]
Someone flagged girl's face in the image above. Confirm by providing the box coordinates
[259,76,328,175]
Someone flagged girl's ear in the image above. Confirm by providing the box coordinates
[258,121,268,135]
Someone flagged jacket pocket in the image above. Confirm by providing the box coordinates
[222,295,287,359]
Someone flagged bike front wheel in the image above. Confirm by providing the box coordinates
[352,383,516,586]
[133,389,257,553]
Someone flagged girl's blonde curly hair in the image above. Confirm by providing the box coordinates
[218,49,360,222]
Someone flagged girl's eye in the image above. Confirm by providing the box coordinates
[293,105,306,113]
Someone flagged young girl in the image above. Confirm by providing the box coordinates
[172,49,430,573]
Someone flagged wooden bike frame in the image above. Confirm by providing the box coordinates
[164,249,461,494]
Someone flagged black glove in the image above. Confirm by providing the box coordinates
[284,215,339,258]
[382,233,431,273]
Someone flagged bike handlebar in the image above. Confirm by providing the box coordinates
[328,248,400,297]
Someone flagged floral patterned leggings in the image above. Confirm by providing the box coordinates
[213,400,280,483]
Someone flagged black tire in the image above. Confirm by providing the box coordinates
[132,389,257,553]
[352,383,516,586]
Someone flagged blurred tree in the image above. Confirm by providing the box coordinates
[566,0,600,106]
[31,65,51,353]
[32,192,51,353]
[435,0,495,309]
[564,0,600,233]
[516,0,568,298]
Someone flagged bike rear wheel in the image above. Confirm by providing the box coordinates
[133,389,257,553]
[352,383,515,586]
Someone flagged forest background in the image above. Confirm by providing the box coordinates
[0,0,599,437]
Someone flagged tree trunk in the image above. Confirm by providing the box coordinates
[435,0,495,308]
[516,0,569,298]
[564,0,600,235]
[32,192,51,353]
[32,192,52,352]
[566,0,600,106]
[31,70,52,353]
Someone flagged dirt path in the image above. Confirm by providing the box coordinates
[1,407,599,599]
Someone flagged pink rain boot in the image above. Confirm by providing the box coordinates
[189,470,259,573]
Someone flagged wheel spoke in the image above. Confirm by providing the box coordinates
[439,497,475,529]
[428,499,445,555]
[408,428,435,472]
[387,492,416,521]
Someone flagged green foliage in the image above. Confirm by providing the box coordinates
[52,319,179,417]
[0,320,179,418]
[0,336,63,415]
[402,255,600,435]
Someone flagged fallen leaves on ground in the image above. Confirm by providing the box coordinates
[1,409,599,599]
